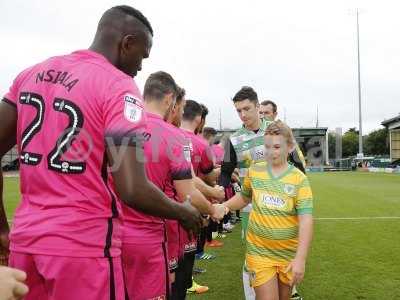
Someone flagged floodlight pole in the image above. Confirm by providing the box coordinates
[219,108,222,130]
[356,8,364,157]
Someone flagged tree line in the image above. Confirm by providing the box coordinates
[329,128,389,158]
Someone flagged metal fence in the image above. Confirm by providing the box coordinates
[1,146,18,167]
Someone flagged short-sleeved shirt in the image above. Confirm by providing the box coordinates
[122,112,192,244]
[182,130,214,176]
[242,161,313,264]
[3,50,146,257]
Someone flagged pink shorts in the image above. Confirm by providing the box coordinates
[9,251,124,300]
[122,242,168,300]
[166,220,179,271]
[179,225,197,255]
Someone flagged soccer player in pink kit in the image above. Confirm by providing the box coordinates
[170,100,223,299]
[167,89,224,294]
[165,87,189,277]
[0,6,202,300]
[122,72,222,300]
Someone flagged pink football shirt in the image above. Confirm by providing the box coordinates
[3,50,146,257]
[122,112,192,244]
[212,144,224,165]
[182,130,214,176]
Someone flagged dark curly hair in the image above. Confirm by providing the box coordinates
[232,86,258,104]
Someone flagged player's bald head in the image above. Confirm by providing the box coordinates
[97,5,153,38]
[91,5,153,77]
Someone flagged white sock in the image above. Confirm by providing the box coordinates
[243,269,256,300]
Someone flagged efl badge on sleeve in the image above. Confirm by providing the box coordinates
[124,94,142,123]
[183,145,191,162]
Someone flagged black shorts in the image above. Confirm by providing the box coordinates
[170,252,195,300]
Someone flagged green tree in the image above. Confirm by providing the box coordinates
[342,128,359,157]
[364,128,389,156]
[328,132,337,159]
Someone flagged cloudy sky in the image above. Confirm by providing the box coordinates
[1,0,399,134]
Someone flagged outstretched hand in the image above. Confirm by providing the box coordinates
[0,266,29,300]
[210,204,228,222]
[178,197,203,240]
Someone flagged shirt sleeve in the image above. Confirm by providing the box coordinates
[220,139,237,187]
[170,136,193,181]
[103,78,147,148]
[199,144,215,175]
[241,171,252,199]
[296,176,313,215]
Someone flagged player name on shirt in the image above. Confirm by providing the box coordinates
[36,69,79,92]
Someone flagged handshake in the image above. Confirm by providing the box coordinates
[210,203,230,222]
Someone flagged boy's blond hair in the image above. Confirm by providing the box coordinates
[265,120,295,147]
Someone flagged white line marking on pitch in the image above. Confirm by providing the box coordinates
[315,217,400,220]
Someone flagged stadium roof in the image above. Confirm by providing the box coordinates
[292,127,328,130]
[381,114,400,128]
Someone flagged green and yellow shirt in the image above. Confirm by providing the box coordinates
[242,161,313,264]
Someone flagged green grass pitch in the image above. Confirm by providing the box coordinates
[3,172,400,299]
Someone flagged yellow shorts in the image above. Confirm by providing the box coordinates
[246,262,292,288]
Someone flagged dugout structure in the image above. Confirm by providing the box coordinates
[292,127,329,167]
[382,114,400,162]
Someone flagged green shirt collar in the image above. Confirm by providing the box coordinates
[267,164,294,180]
[240,118,271,134]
